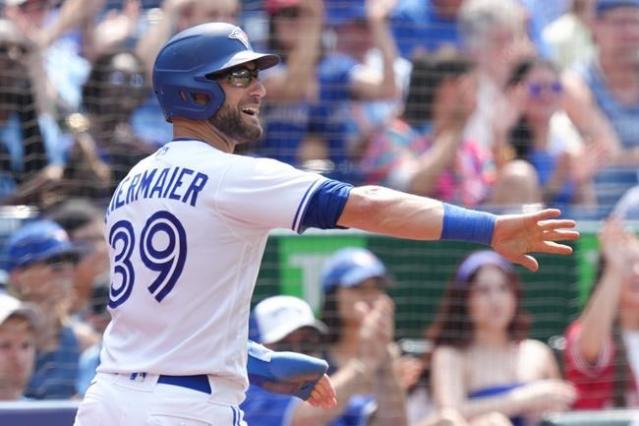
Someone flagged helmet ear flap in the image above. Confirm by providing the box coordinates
[156,79,226,122]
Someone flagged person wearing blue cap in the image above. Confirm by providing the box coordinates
[3,219,81,399]
[425,250,575,425]
[318,247,410,425]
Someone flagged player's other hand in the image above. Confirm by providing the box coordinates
[492,208,579,271]
[305,374,337,409]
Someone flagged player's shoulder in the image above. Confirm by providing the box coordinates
[225,154,306,177]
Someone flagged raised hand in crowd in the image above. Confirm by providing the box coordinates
[92,0,141,56]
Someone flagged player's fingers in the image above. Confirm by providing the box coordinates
[532,208,562,221]
[512,254,538,272]
[538,219,577,231]
[542,229,580,242]
[535,241,573,255]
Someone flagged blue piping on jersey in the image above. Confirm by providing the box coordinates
[299,179,353,232]
[291,178,322,232]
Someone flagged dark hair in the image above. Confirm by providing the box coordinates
[402,50,472,127]
[427,258,530,348]
[82,49,146,115]
[46,198,102,235]
[319,287,342,344]
[507,57,559,159]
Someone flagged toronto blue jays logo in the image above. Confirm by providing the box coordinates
[229,27,250,49]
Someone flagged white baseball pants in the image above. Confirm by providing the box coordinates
[74,372,247,426]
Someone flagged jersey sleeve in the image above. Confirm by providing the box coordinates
[215,156,326,232]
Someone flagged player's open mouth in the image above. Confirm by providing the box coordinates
[241,106,259,117]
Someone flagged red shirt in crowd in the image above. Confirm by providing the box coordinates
[564,320,639,409]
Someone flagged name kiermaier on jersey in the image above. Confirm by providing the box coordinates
[106,165,209,216]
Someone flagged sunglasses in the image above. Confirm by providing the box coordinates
[44,253,78,267]
[108,71,145,89]
[527,81,563,98]
[275,7,301,19]
[209,67,259,88]
[0,44,29,61]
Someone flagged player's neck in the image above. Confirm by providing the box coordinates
[173,118,236,153]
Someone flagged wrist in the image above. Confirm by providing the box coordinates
[440,203,496,246]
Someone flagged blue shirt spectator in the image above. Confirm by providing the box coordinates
[390,0,461,58]
[576,61,639,150]
[25,325,80,400]
[243,384,376,426]
[130,95,174,147]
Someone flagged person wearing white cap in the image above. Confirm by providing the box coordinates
[0,293,38,401]
[242,294,398,425]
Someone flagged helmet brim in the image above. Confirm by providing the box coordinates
[215,51,280,74]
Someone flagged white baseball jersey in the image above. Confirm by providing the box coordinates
[98,139,326,404]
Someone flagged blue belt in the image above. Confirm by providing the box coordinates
[130,373,211,394]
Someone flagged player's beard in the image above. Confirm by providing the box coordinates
[208,104,262,145]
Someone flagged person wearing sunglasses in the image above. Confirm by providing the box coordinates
[62,49,155,202]
[2,219,81,400]
[73,23,579,426]
[504,57,596,208]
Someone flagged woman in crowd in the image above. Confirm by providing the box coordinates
[427,250,575,425]
[564,219,639,408]
[504,58,595,207]
[361,50,539,208]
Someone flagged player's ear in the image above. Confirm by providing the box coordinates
[192,93,211,106]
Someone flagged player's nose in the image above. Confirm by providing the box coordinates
[249,78,266,99]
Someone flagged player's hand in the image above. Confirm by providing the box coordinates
[305,374,337,408]
[491,209,579,271]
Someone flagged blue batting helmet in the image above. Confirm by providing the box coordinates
[152,23,280,122]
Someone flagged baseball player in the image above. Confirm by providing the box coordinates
[74,23,579,426]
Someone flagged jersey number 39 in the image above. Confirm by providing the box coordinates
[107,211,187,308]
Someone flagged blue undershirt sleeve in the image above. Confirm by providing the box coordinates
[299,179,353,233]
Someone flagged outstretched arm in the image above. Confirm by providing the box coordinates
[337,185,579,271]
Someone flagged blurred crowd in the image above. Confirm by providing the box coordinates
[0,0,639,424]
[0,0,635,215]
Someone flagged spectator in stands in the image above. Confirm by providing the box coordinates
[389,0,463,59]
[3,0,90,116]
[542,0,596,70]
[560,0,639,213]
[612,184,639,219]
[242,294,384,425]
[564,219,639,408]
[47,198,109,316]
[302,0,402,182]
[3,220,81,400]
[361,50,541,207]
[504,58,596,207]
[0,293,38,401]
[0,18,69,207]
[248,0,324,165]
[63,49,152,202]
[427,250,575,425]
[458,0,534,154]
[76,284,109,396]
[318,247,409,425]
